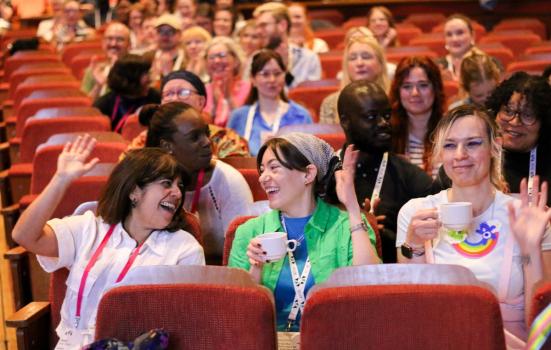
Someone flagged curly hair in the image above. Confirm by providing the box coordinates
[486,71,551,151]
[389,56,444,174]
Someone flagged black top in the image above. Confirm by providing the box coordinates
[94,88,161,131]
[326,150,434,263]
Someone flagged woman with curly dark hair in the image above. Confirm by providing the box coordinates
[389,56,444,177]
[486,72,551,205]
[94,54,161,132]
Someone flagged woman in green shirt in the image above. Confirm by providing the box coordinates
[228,132,380,331]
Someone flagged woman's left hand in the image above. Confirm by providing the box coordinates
[335,144,360,212]
[508,176,551,255]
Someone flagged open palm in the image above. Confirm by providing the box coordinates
[56,134,99,182]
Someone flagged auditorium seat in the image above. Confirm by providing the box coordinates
[524,41,551,55]
[314,28,346,50]
[236,168,266,202]
[385,46,437,64]
[223,215,255,266]
[403,13,447,33]
[409,33,447,56]
[478,42,515,68]
[70,51,106,80]
[395,25,423,46]
[61,40,103,66]
[120,114,146,142]
[319,51,343,79]
[343,16,367,31]
[308,9,344,27]
[493,18,546,40]
[480,30,541,56]
[289,85,339,123]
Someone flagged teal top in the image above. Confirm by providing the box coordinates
[228,199,377,291]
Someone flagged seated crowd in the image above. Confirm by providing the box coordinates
[2,0,551,348]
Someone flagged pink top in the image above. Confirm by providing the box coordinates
[205,79,251,127]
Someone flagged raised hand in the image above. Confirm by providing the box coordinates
[335,144,360,212]
[508,176,551,255]
[56,134,99,182]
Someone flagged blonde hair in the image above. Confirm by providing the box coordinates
[182,25,212,43]
[432,105,507,192]
[341,35,389,91]
[205,36,246,76]
[344,26,375,43]
[460,49,501,93]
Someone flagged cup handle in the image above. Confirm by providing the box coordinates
[287,239,298,252]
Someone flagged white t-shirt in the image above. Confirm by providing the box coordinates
[184,160,253,257]
[397,190,551,304]
[38,211,204,349]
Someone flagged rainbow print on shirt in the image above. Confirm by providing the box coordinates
[452,220,500,258]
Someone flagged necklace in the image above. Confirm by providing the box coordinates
[280,213,306,247]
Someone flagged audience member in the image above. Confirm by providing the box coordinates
[436,14,475,81]
[288,3,329,54]
[195,2,214,35]
[36,0,64,41]
[229,133,380,331]
[127,3,146,50]
[397,104,551,344]
[367,6,398,49]
[144,14,186,86]
[142,102,253,262]
[229,50,313,156]
[81,22,131,100]
[486,72,551,205]
[46,0,95,50]
[327,80,433,263]
[449,49,500,110]
[237,20,262,59]
[205,37,250,127]
[128,70,250,158]
[319,36,389,124]
[543,65,551,85]
[213,5,237,37]
[253,2,321,88]
[390,56,444,177]
[12,137,204,348]
[94,54,161,132]
[174,0,196,30]
[182,25,212,82]
[130,13,158,54]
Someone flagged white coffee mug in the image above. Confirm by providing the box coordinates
[256,232,298,262]
[439,202,473,231]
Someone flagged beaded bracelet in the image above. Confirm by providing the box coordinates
[350,222,368,234]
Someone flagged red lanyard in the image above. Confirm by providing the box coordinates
[111,95,136,133]
[75,224,145,327]
[190,168,205,213]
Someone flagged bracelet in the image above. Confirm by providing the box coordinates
[350,222,368,234]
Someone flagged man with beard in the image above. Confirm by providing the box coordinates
[252,2,321,88]
[81,21,130,100]
[327,80,433,263]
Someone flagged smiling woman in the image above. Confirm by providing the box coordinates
[11,136,204,348]
[397,105,551,346]
[229,132,380,331]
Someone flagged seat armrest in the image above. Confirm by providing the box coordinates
[0,169,12,206]
[5,301,50,328]
[2,203,21,248]
[5,301,51,350]
[8,137,20,165]
[4,245,32,310]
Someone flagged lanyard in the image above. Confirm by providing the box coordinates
[75,224,145,327]
[190,168,205,213]
[369,152,388,214]
[280,215,311,331]
[528,147,537,204]
[110,96,136,132]
[243,102,283,141]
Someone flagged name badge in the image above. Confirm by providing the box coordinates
[277,331,300,350]
[56,326,94,350]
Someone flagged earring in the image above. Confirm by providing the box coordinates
[130,198,138,208]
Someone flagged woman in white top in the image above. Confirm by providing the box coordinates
[287,3,329,54]
[389,56,444,177]
[12,136,205,349]
[396,105,551,344]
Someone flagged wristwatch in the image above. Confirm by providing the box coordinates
[401,242,425,259]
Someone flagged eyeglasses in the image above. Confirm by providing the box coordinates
[157,27,177,36]
[207,51,229,61]
[104,36,127,43]
[256,70,285,79]
[498,105,537,126]
[400,82,433,93]
[162,88,198,100]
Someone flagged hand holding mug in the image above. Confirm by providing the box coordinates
[407,208,440,247]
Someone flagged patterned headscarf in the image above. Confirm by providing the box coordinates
[278,132,334,180]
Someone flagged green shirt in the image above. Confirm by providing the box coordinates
[228,199,377,291]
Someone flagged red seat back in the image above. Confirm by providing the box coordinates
[223,215,256,266]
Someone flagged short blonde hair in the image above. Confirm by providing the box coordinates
[182,25,212,43]
[432,105,507,192]
[205,36,246,77]
[341,35,389,91]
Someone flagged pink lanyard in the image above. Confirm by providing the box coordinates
[190,168,205,213]
[110,95,136,133]
[75,224,145,327]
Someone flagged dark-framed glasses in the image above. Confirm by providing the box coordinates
[499,105,537,126]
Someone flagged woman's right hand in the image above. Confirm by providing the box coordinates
[406,208,440,247]
[246,238,266,267]
[56,135,99,182]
